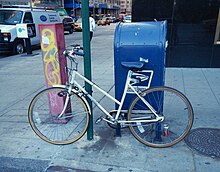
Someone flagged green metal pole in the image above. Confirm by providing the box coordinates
[81,0,93,140]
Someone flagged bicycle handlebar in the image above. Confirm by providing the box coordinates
[63,44,84,60]
[70,44,83,50]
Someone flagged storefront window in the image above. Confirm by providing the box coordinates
[132,0,220,67]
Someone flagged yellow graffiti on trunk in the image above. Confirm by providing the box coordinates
[41,28,61,85]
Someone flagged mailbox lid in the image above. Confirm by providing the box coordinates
[114,21,167,48]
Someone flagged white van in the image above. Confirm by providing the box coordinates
[0,7,61,54]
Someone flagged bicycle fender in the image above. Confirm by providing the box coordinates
[52,85,92,115]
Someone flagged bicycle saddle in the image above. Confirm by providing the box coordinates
[121,61,144,70]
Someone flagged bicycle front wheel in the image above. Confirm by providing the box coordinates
[28,87,90,145]
[128,86,194,148]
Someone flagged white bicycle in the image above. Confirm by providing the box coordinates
[28,45,194,148]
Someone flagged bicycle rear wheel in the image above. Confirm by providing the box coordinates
[128,86,194,148]
[28,87,90,145]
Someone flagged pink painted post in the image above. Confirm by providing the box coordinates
[38,23,70,121]
[38,23,67,87]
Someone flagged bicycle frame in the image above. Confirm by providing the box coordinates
[55,61,164,125]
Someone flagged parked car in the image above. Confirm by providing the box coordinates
[124,15,132,23]
[108,16,116,23]
[62,16,74,34]
[97,17,110,26]
[105,18,111,25]
[54,8,68,17]
[0,7,61,54]
[74,18,82,31]
[111,17,116,23]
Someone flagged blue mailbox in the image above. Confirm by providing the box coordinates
[114,21,167,109]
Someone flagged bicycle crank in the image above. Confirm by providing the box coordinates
[106,111,128,129]
[95,116,104,124]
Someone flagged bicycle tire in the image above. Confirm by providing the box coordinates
[127,86,194,148]
[28,87,90,145]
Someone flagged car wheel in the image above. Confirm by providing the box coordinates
[13,39,24,54]
[69,27,74,34]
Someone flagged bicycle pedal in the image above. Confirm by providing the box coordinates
[95,117,103,124]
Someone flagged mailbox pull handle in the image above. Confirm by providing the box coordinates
[139,57,149,63]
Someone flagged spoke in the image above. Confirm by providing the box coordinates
[128,87,193,148]
[29,88,89,144]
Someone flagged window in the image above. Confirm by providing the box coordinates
[23,12,33,23]
[0,10,23,25]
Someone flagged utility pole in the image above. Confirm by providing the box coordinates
[81,0,93,140]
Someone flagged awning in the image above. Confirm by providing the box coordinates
[64,3,81,9]
[99,4,107,9]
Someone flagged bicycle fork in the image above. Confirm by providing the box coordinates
[57,68,77,119]
[57,85,73,119]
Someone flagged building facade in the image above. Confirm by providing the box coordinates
[0,0,64,7]
[32,0,64,7]
[0,0,28,5]
[64,0,121,19]
[0,0,128,19]
[119,0,132,15]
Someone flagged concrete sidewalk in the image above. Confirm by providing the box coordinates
[0,24,220,172]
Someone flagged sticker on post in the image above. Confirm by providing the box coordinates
[42,35,50,45]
